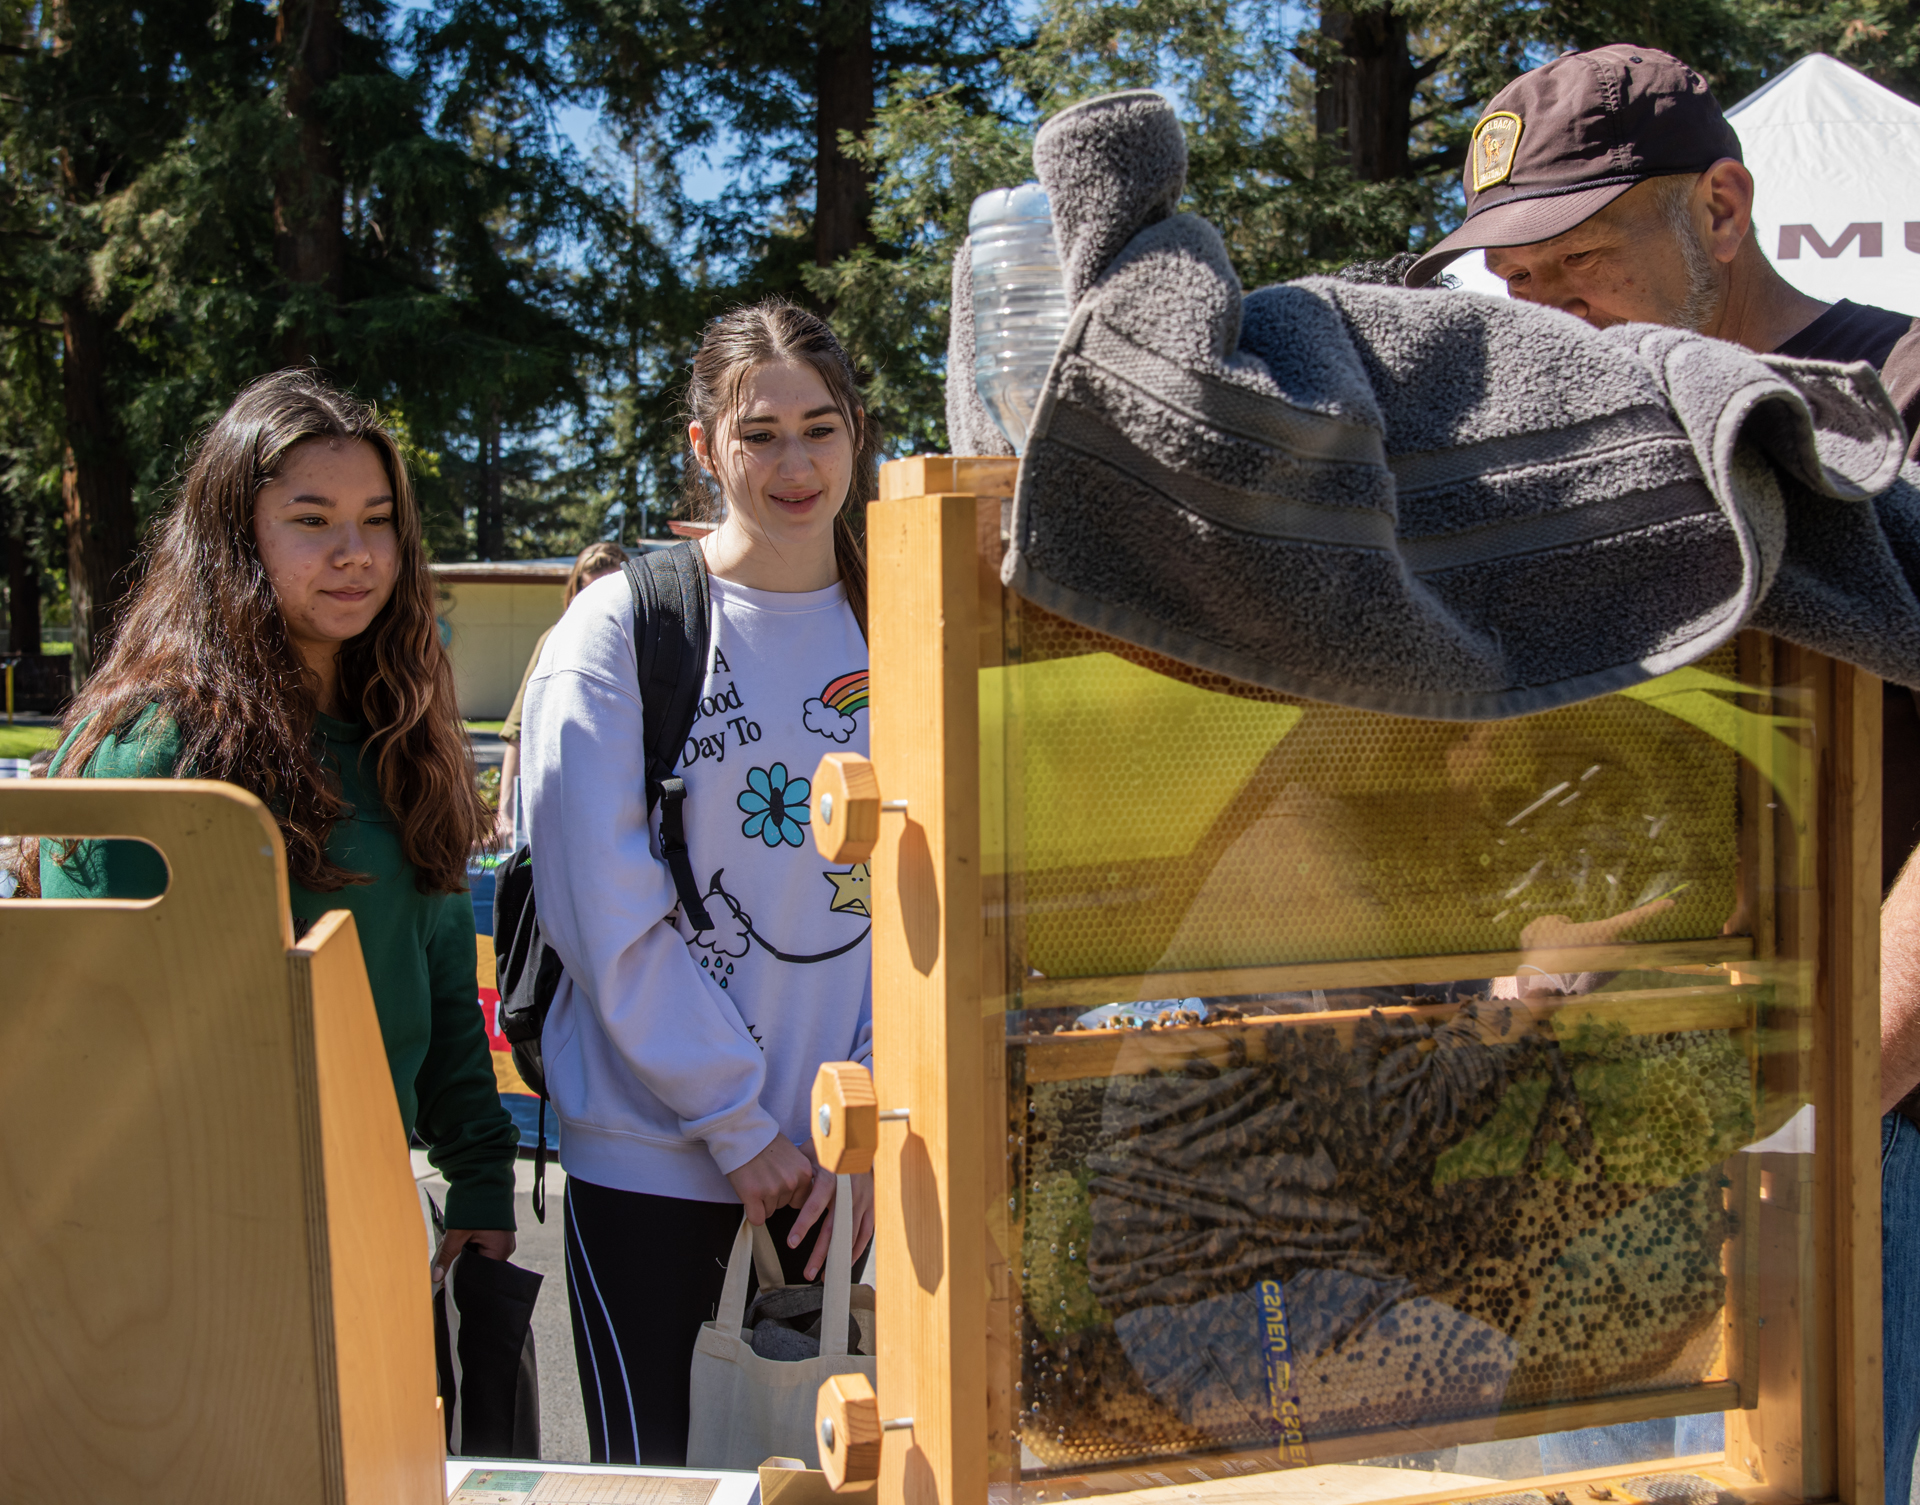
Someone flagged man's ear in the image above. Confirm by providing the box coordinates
[1699,158,1754,264]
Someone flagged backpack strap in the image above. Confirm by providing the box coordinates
[626,544,715,932]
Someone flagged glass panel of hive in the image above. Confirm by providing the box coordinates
[989,604,1764,985]
[984,600,1816,1490]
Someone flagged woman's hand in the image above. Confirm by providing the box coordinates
[725,1136,816,1225]
[790,1150,875,1281]
[432,1228,516,1283]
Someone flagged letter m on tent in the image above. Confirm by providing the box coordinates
[1778,223,1884,259]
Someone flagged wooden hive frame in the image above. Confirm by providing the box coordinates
[0,780,444,1504]
[844,457,1884,1505]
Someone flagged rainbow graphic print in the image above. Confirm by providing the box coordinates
[819,671,868,715]
[803,670,869,743]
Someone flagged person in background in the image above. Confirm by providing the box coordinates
[1891,322,1920,463]
[41,369,518,1281]
[522,299,875,1465]
[1404,46,1918,389]
[494,540,629,847]
[1408,43,1920,1492]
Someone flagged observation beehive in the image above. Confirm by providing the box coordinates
[806,458,1883,1505]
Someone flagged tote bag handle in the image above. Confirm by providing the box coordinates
[713,1175,856,1354]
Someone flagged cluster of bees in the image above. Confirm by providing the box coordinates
[1013,1007,1752,1468]
[1054,1004,1250,1034]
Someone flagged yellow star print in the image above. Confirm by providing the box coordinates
[823,863,871,917]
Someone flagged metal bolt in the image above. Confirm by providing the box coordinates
[820,1417,836,1453]
[821,792,835,825]
[818,1103,833,1137]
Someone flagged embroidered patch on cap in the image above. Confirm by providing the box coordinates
[1471,111,1523,192]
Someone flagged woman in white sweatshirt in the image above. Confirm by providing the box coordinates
[522,299,875,1464]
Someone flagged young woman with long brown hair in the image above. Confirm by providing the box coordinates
[521,298,876,1464]
[42,369,519,1272]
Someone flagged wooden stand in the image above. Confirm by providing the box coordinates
[809,458,1885,1505]
[0,781,444,1503]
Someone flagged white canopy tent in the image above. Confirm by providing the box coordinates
[1445,52,1920,318]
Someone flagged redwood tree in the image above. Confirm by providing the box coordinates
[566,0,1013,297]
[10,0,237,679]
[814,0,877,267]
[274,0,346,364]
[59,300,133,677]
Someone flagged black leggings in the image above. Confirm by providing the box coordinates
[563,1176,818,1466]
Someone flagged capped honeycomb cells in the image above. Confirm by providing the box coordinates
[1013,1020,1743,1469]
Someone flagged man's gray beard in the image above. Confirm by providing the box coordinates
[1659,177,1725,333]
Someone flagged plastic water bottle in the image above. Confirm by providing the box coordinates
[970,183,1071,456]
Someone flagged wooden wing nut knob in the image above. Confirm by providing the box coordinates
[817,1372,881,1492]
[812,753,881,863]
[812,1061,878,1176]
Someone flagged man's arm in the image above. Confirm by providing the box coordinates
[1883,848,1920,1113]
[1883,315,1920,464]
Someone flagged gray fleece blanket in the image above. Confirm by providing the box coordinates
[945,239,1017,459]
[982,90,1920,718]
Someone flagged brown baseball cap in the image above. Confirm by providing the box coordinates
[1403,45,1742,287]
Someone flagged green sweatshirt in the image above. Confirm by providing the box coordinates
[43,707,518,1230]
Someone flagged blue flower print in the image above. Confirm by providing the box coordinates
[738,763,811,848]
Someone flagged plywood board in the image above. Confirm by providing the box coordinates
[0,781,330,1500]
[0,781,443,1503]
[295,910,445,1504]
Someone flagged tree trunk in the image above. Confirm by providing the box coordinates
[5,485,42,656]
[61,296,135,684]
[478,399,504,560]
[1315,6,1415,182]
[274,0,345,365]
[813,0,874,268]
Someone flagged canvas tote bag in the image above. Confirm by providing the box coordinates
[686,1176,875,1469]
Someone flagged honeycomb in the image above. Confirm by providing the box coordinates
[985,601,1751,982]
[1615,1474,1738,1505]
[983,590,1786,1481]
[1012,1012,1743,1470]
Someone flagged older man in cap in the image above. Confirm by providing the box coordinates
[1404,46,1918,382]
[1410,42,1920,1495]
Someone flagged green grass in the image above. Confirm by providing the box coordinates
[38,641,72,656]
[464,719,504,734]
[0,724,60,759]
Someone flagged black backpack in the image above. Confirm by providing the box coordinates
[492,542,716,1217]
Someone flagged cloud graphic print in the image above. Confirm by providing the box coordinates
[803,670,868,743]
[690,873,751,990]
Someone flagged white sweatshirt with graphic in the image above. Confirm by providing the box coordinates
[522,567,873,1201]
